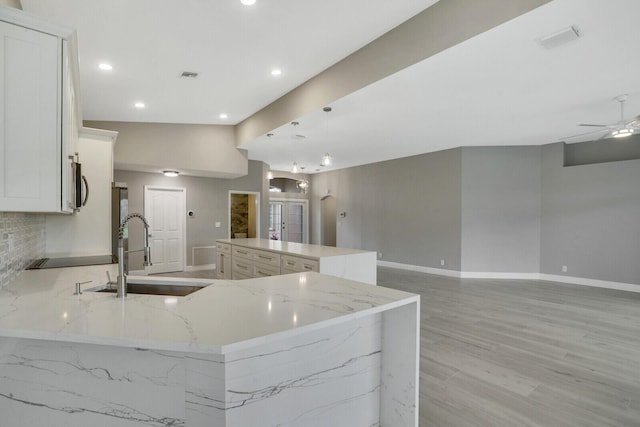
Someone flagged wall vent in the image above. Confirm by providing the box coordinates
[537,25,581,49]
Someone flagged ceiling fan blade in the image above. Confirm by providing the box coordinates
[558,128,609,141]
[624,115,640,127]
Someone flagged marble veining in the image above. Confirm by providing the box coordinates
[0,265,419,426]
[0,338,187,426]
[0,265,416,353]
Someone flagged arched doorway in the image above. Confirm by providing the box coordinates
[320,195,336,247]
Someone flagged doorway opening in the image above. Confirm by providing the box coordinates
[320,195,337,247]
[229,191,260,239]
[143,185,186,274]
[269,198,308,243]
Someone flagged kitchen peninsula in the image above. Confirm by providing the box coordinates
[0,264,419,426]
[216,238,377,285]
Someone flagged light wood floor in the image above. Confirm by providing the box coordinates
[378,267,640,427]
[154,267,640,426]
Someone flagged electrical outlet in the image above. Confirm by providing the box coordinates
[377,252,383,260]
[440,259,445,266]
[562,265,568,273]
[215,222,221,228]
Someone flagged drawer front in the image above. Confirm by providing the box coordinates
[281,255,319,273]
[232,258,253,276]
[232,270,253,280]
[232,246,253,260]
[253,261,280,278]
[252,249,281,267]
[217,242,231,255]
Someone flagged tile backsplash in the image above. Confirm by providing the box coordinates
[0,213,46,288]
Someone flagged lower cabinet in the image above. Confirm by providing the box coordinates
[216,239,376,285]
[216,242,231,279]
[281,255,319,273]
[229,246,282,280]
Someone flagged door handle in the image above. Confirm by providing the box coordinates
[81,175,89,206]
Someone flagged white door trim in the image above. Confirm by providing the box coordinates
[228,190,261,239]
[144,185,187,273]
[269,198,309,244]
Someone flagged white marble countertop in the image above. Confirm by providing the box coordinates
[0,265,417,354]
[217,238,374,259]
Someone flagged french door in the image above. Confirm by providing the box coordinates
[269,199,308,243]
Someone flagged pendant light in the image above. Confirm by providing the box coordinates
[291,162,299,174]
[321,107,333,167]
[297,167,309,194]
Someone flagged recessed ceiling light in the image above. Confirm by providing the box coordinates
[98,63,112,71]
[134,102,145,109]
[162,170,179,177]
[271,69,282,76]
[240,0,256,5]
[219,113,228,119]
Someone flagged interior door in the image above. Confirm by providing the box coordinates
[144,186,185,273]
[269,200,308,243]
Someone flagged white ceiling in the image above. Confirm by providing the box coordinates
[242,0,640,173]
[19,0,640,175]
[20,0,436,124]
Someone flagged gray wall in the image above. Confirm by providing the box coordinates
[309,142,640,285]
[0,0,22,9]
[310,148,462,270]
[564,134,640,166]
[461,146,541,273]
[540,143,640,283]
[115,160,268,270]
[85,121,247,179]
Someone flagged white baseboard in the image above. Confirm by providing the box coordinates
[538,273,640,293]
[378,260,640,293]
[460,271,541,280]
[377,260,461,278]
[185,263,216,272]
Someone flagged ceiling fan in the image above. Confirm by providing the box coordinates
[560,94,640,141]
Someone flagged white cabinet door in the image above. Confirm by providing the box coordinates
[61,39,79,213]
[0,20,61,212]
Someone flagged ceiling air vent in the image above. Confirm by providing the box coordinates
[180,71,199,78]
[537,26,581,49]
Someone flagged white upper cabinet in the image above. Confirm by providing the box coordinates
[0,7,81,213]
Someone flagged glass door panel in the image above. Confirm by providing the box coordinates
[286,203,304,243]
[269,200,307,243]
[269,202,283,240]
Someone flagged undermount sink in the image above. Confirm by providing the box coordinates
[87,278,208,297]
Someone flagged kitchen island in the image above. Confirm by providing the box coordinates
[216,238,377,284]
[0,264,419,426]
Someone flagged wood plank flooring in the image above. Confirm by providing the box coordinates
[154,268,640,426]
[377,267,640,427]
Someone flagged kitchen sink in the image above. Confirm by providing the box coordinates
[87,278,209,296]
